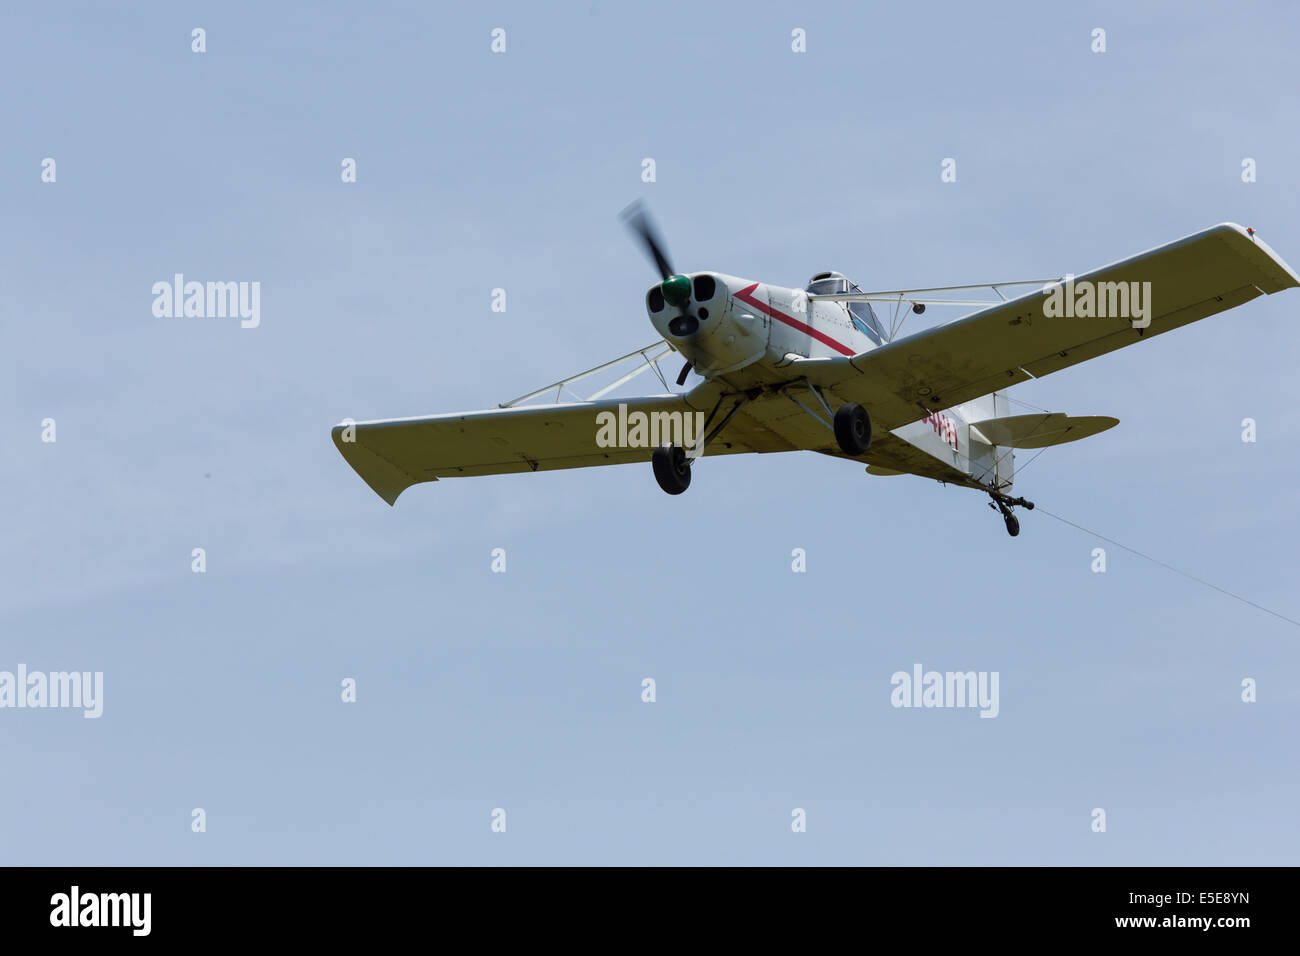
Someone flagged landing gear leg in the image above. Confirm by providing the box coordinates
[649,395,752,496]
[779,382,872,458]
[988,490,1034,537]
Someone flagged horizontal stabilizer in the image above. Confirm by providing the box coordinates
[969,413,1119,449]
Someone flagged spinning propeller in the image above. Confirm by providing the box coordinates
[620,202,699,384]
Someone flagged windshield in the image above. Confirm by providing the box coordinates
[807,272,885,345]
[848,300,885,345]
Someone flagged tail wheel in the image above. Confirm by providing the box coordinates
[833,403,872,456]
[652,444,692,495]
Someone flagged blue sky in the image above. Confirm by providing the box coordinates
[2,0,1298,864]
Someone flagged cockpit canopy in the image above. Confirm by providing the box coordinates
[806,271,850,296]
[806,271,886,345]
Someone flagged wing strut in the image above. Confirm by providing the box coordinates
[499,342,677,407]
[810,279,1060,340]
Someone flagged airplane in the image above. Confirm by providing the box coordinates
[332,205,1298,536]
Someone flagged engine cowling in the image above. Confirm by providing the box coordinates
[645,271,769,376]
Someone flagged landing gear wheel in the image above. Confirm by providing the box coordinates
[652,444,692,495]
[989,490,1032,537]
[833,403,872,456]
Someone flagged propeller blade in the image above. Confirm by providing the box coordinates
[619,200,675,281]
[675,361,693,386]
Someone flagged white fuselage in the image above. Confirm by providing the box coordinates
[645,271,878,388]
[645,270,1014,492]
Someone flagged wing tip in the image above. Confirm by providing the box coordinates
[331,424,421,506]
[1212,222,1300,291]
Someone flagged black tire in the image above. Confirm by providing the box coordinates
[833,403,872,456]
[652,444,692,495]
[1004,514,1020,537]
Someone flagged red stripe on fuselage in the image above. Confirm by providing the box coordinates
[733,283,855,357]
